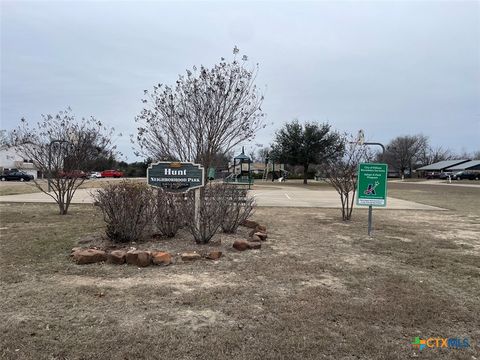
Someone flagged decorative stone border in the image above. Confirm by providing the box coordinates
[70,248,220,267]
[70,220,268,265]
[232,220,268,251]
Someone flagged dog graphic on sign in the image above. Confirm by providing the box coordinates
[364,181,380,195]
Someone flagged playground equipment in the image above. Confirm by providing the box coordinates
[262,156,286,182]
[224,147,254,189]
[207,167,216,180]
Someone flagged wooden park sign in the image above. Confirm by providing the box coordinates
[147,162,205,192]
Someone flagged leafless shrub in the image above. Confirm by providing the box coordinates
[182,184,231,244]
[94,182,153,243]
[153,189,185,237]
[221,187,256,233]
[324,135,370,221]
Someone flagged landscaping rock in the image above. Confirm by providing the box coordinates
[241,219,259,229]
[247,242,261,250]
[256,224,267,232]
[233,240,249,251]
[152,251,172,266]
[71,247,82,254]
[126,250,151,267]
[181,252,202,261]
[107,250,127,264]
[250,234,262,242]
[254,232,268,241]
[206,251,222,260]
[72,249,107,265]
[249,226,267,237]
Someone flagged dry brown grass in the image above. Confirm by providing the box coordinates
[388,182,480,215]
[0,181,40,196]
[0,178,146,196]
[0,184,479,359]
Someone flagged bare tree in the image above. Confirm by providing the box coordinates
[384,135,428,176]
[247,148,257,163]
[324,135,370,221]
[11,109,116,215]
[454,149,479,160]
[0,130,8,150]
[257,147,271,164]
[420,145,453,166]
[135,47,265,180]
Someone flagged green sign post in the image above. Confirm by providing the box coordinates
[357,163,388,235]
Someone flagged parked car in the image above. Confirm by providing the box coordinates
[439,172,454,180]
[89,171,102,179]
[452,171,479,180]
[60,170,88,179]
[0,171,34,182]
[387,171,401,178]
[101,169,124,178]
[425,172,440,179]
[2,168,19,175]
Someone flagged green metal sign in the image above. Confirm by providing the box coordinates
[357,163,388,207]
[147,162,204,192]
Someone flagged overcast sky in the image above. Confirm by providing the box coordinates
[1,0,479,161]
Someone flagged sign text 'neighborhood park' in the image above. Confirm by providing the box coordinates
[147,162,204,192]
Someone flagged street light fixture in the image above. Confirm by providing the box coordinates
[356,129,385,159]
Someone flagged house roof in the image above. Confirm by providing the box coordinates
[234,152,250,161]
[446,160,480,171]
[417,159,470,171]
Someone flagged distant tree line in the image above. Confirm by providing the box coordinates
[380,135,480,177]
[264,122,479,181]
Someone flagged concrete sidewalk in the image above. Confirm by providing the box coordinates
[0,187,444,210]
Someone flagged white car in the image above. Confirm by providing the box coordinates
[89,171,102,179]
